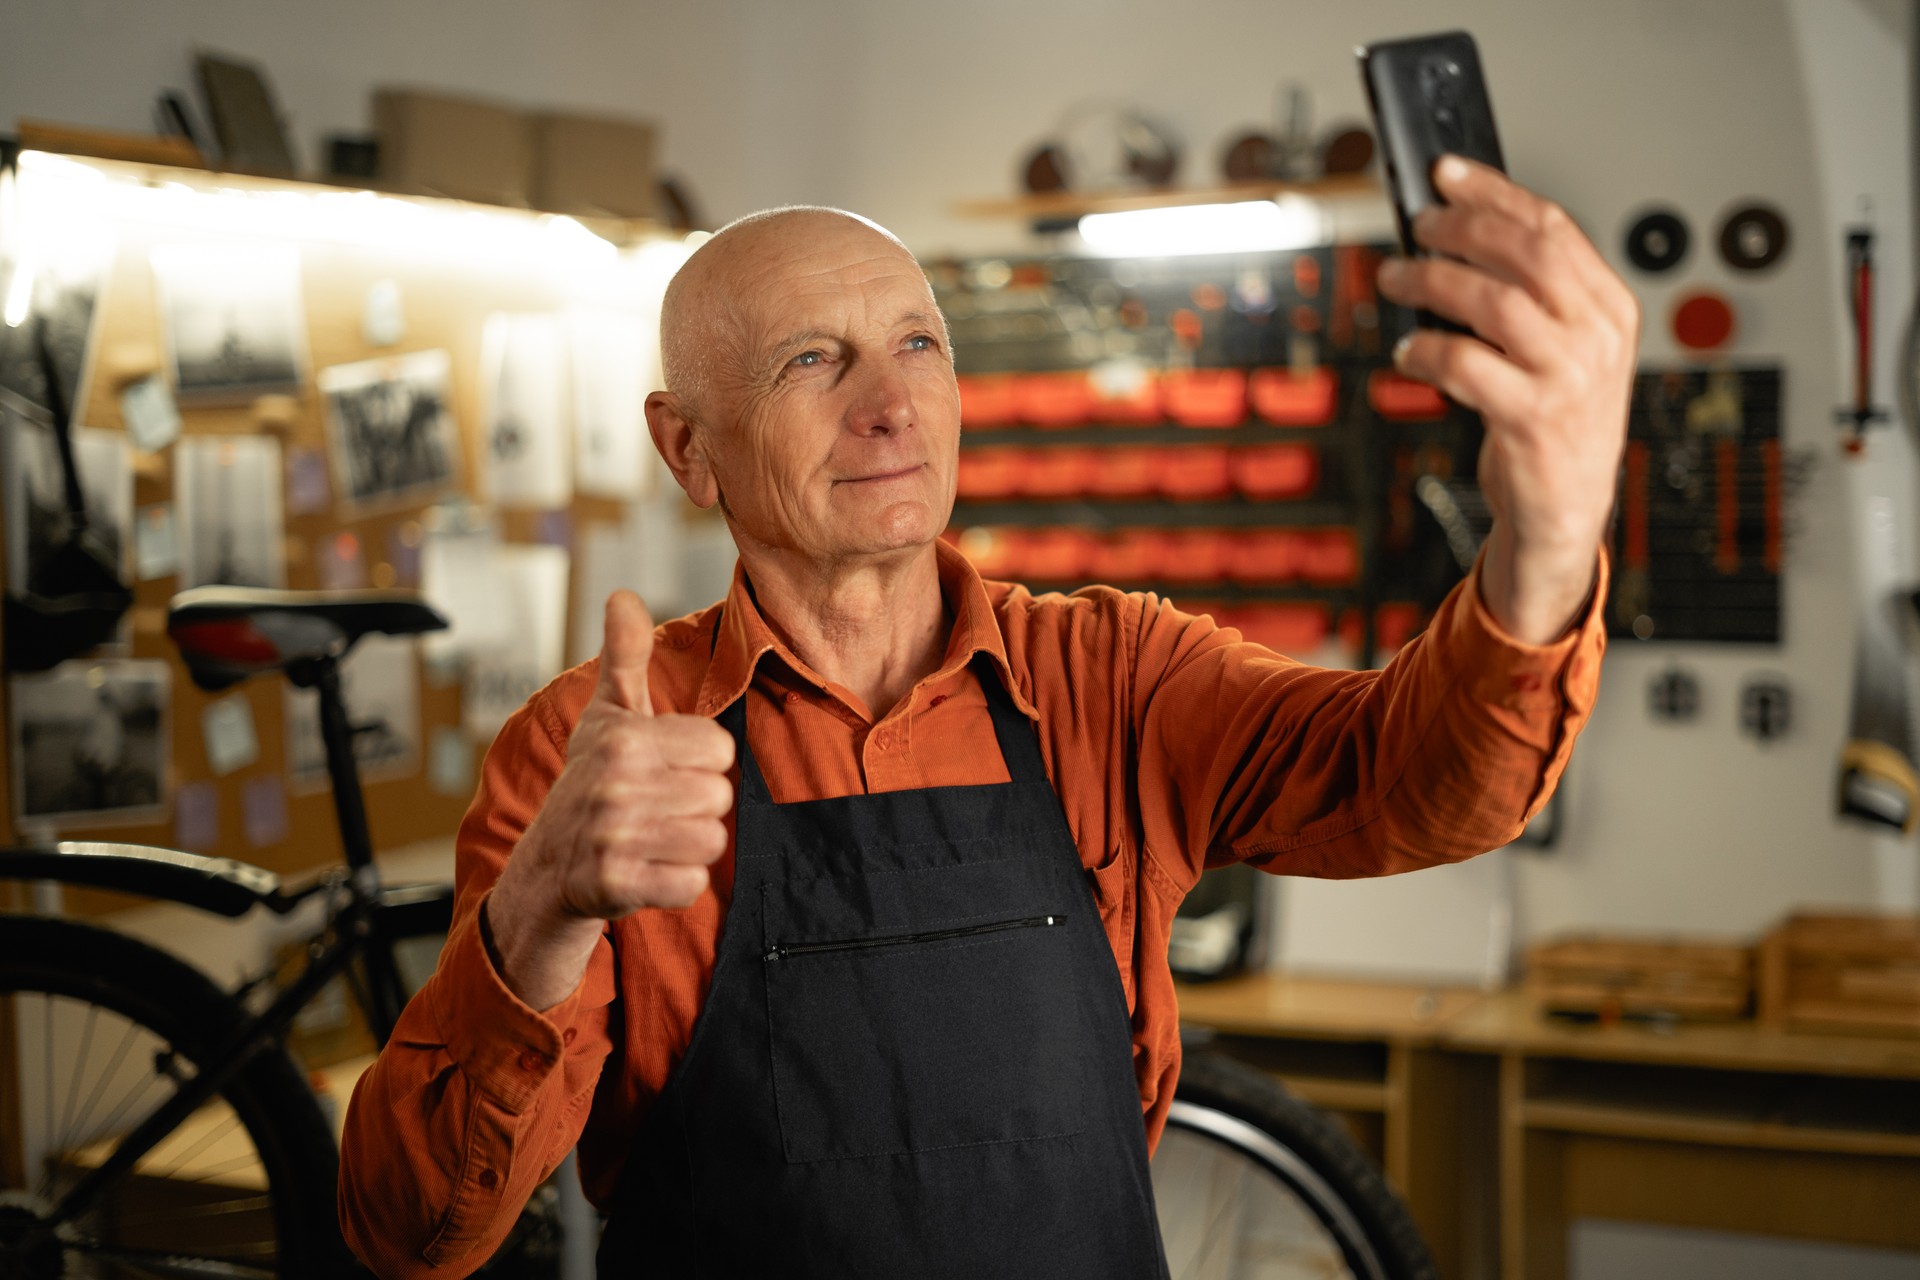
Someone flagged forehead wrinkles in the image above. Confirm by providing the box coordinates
[738,248,935,356]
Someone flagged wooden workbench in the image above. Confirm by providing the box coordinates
[1176,972,1920,1280]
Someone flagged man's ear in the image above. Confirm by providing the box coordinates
[646,391,720,509]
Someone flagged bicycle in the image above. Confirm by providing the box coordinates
[0,584,1434,1279]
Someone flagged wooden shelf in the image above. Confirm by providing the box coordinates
[1176,972,1489,1044]
[11,144,673,247]
[949,498,1352,529]
[954,174,1382,221]
[1522,1099,1920,1159]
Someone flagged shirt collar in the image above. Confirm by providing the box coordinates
[692,539,1036,722]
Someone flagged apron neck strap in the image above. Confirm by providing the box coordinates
[712,616,1046,806]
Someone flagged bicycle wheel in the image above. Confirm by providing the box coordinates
[0,914,357,1279]
[1154,1050,1437,1280]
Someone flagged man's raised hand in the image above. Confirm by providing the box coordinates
[1373,156,1639,643]
[485,591,735,1009]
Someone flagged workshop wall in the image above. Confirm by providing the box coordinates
[1,0,1912,949]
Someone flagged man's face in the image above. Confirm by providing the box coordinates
[698,219,960,567]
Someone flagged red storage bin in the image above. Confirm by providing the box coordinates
[1089,368,1164,424]
[1156,446,1233,498]
[1367,370,1448,421]
[1086,447,1159,497]
[1250,367,1338,426]
[1163,369,1249,427]
[957,374,1021,426]
[955,448,1028,499]
[1376,602,1425,652]
[1295,529,1359,584]
[1155,530,1232,583]
[1230,445,1320,500]
[1018,527,1096,581]
[1225,529,1305,584]
[1014,372,1094,427]
[1339,603,1425,656]
[1229,603,1331,655]
[952,526,1025,579]
[1086,529,1165,582]
[1021,448,1098,498]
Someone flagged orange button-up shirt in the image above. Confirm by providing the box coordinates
[341,540,1607,1277]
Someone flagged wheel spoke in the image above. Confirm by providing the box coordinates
[57,1000,101,1158]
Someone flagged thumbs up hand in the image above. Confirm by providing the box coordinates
[485,591,735,1009]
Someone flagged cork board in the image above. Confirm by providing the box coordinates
[0,161,684,913]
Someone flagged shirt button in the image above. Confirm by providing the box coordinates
[783,691,801,706]
[1511,673,1543,693]
[562,1028,577,1046]
[477,1168,499,1190]
[517,1050,543,1073]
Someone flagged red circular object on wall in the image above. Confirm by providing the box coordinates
[1671,290,1736,351]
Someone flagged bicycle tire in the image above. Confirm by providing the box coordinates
[1156,1049,1438,1280]
[0,913,361,1279]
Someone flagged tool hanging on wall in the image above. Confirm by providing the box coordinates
[1836,225,1890,454]
[1838,496,1919,832]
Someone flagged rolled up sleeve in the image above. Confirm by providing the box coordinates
[339,692,615,1279]
[1132,546,1608,890]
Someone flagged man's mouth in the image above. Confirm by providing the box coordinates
[839,464,924,484]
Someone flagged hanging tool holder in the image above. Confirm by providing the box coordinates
[1837,226,1890,453]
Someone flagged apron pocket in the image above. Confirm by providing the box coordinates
[763,909,1089,1162]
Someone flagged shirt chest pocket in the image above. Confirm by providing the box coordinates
[759,856,1092,1164]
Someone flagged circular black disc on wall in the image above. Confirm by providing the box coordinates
[1624,209,1690,274]
[1719,202,1790,271]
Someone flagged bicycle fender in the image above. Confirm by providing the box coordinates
[0,841,290,917]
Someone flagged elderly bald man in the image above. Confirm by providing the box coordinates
[341,159,1635,1278]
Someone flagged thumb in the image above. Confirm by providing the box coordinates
[594,590,655,714]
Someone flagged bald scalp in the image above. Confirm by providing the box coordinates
[658,206,919,421]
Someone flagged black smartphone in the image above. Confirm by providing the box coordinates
[1358,30,1506,333]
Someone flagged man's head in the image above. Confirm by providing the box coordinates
[646,207,961,573]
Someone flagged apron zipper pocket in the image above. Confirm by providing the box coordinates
[764,914,1066,962]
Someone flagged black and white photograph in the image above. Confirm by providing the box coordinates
[480,311,570,509]
[150,242,308,401]
[319,349,461,509]
[3,388,132,595]
[174,434,286,589]
[283,633,420,790]
[0,224,116,417]
[569,310,651,499]
[8,658,168,828]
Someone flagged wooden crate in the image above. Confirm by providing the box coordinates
[1526,934,1754,1020]
[1759,913,1920,1036]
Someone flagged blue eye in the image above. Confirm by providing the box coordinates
[907,334,936,351]
[791,350,823,368]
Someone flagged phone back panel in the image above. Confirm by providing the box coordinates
[1360,30,1506,257]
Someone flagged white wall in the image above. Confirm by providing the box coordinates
[5,0,1912,988]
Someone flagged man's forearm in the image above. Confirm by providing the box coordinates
[1476,518,1601,646]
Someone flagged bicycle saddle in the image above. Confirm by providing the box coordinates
[168,586,449,690]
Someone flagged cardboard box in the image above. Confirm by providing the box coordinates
[530,111,657,219]
[373,88,532,206]
[1527,934,1754,1021]
[1759,912,1920,1036]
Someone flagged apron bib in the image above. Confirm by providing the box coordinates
[597,653,1168,1278]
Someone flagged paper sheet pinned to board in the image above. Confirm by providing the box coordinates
[480,312,571,509]
[460,542,570,739]
[570,310,653,500]
[570,495,689,665]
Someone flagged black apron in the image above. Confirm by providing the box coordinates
[597,653,1168,1278]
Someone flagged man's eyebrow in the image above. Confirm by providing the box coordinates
[764,329,836,364]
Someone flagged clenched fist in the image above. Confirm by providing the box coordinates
[486,591,735,1010]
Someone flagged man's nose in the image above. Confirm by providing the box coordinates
[844,356,915,435]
